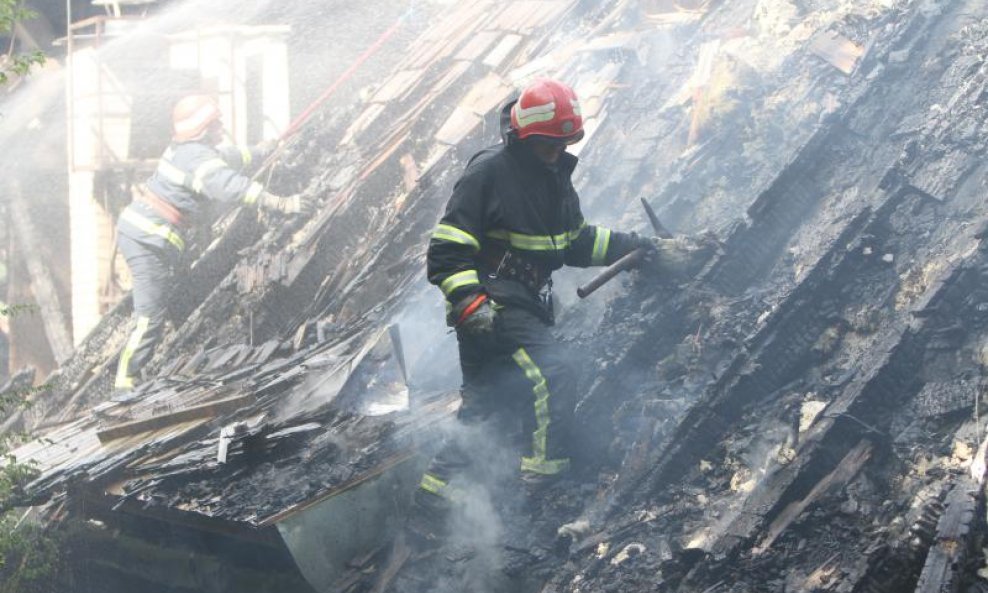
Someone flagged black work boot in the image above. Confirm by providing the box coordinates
[405,489,449,551]
[520,469,568,499]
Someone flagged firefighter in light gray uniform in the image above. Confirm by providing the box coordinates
[114,94,309,390]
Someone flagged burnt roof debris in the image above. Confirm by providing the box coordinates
[10,0,988,591]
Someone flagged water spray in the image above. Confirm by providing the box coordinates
[251,9,412,182]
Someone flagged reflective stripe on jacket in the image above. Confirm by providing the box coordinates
[426,130,636,320]
[145,141,265,222]
[120,141,265,250]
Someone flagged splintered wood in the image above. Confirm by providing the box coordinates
[809,30,865,75]
[96,393,254,443]
[754,440,873,554]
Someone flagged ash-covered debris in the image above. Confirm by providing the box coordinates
[12,0,988,592]
[534,3,988,593]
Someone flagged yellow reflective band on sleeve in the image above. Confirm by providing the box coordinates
[512,348,570,476]
[115,315,150,389]
[440,270,480,296]
[121,208,186,251]
[432,224,480,250]
[240,146,253,167]
[243,181,265,205]
[591,227,612,266]
[191,158,229,193]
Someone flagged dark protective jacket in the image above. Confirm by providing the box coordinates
[117,141,267,253]
[427,105,638,321]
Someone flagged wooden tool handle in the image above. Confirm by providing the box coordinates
[577,248,646,298]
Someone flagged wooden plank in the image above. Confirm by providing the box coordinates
[753,440,872,554]
[370,532,411,593]
[530,0,574,26]
[454,30,501,62]
[435,106,482,145]
[371,69,424,104]
[340,103,386,145]
[258,452,416,526]
[424,0,491,41]
[430,20,482,65]
[96,393,253,443]
[401,39,445,72]
[399,154,419,193]
[429,60,473,100]
[414,0,491,72]
[914,477,981,593]
[10,182,74,363]
[492,1,545,33]
[483,33,523,69]
[809,30,865,75]
[642,0,711,24]
[460,72,514,116]
[358,132,410,182]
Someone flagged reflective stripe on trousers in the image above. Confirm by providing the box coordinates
[418,305,577,498]
[120,207,186,251]
[512,347,570,475]
[115,232,176,389]
[418,473,462,501]
[115,316,150,389]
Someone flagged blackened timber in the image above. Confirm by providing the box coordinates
[753,440,873,554]
[622,207,874,507]
[914,477,983,593]
[662,3,941,296]
[575,3,948,482]
[9,184,74,363]
[95,393,253,443]
[7,207,265,430]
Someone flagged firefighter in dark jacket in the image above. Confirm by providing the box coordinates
[419,79,662,515]
[114,94,310,390]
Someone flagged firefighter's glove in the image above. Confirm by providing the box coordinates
[637,234,718,280]
[254,139,280,160]
[258,191,313,215]
[452,293,496,334]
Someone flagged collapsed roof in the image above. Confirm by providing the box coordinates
[10,0,988,591]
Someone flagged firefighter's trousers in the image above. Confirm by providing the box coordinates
[114,233,177,389]
[418,305,577,506]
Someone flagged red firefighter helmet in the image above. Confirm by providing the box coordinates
[510,78,584,144]
[172,94,222,142]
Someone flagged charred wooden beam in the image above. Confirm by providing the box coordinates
[96,393,253,443]
[914,477,983,593]
[9,183,74,364]
[753,440,872,554]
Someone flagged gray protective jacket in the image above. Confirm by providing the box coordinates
[118,141,267,253]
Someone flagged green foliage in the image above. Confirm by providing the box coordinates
[0,382,49,413]
[0,6,55,588]
[0,303,38,317]
[0,427,56,592]
[0,0,35,29]
[0,395,56,590]
[0,0,45,86]
[0,513,59,593]
[0,51,44,85]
